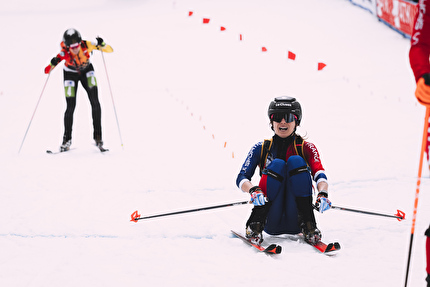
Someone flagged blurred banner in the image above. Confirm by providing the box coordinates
[350,0,378,14]
[376,0,418,37]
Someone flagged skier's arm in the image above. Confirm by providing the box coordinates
[303,143,328,190]
[86,38,114,53]
[44,51,68,74]
[317,181,328,194]
[236,143,262,193]
[240,180,254,193]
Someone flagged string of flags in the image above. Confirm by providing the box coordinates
[167,89,236,159]
[175,10,328,160]
[188,10,327,71]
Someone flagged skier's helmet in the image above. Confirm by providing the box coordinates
[63,29,82,47]
[268,96,302,125]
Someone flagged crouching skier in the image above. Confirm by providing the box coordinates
[236,96,331,245]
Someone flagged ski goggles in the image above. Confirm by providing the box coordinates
[69,43,80,49]
[270,113,297,123]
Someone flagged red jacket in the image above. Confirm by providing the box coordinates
[410,0,430,82]
[44,40,113,74]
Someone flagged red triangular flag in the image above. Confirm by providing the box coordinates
[188,11,193,16]
[262,47,267,52]
[220,26,226,31]
[317,62,327,71]
[203,18,210,24]
[287,51,296,60]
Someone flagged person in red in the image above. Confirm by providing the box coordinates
[236,97,330,245]
[410,0,430,105]
[427,226,430,287]
[44,28,113,152]
[409,1,430,285]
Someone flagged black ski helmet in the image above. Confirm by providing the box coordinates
[63,28,82,47]
[268,96,302,125]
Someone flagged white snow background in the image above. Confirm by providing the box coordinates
[1,0,429,286]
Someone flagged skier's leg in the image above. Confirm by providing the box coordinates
[63,71,78,146]
[286,155,321,243]
[255,158,288,235]
[82,65,102,142]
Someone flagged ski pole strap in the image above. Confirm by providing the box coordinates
[288,165,308,177]
[259,139,273,176]
[262,168,284,182]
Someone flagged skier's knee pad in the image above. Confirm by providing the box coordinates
[86,71,98,88]
[286,155,312,197]
[64,80,76,98]
[259,158,287,201]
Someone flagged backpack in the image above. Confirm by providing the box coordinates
[258,136,308,176]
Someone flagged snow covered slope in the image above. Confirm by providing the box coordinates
[0,0,429,286]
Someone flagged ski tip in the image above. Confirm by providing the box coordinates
[46,150,53,154]
[324,242,341,253]
[265,244,282,254]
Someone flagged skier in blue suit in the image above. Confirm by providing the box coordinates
[236,96,331,245]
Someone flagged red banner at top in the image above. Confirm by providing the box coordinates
[376,0,418,36]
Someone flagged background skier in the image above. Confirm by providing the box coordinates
[236,96,331,245]
[44,28,113,152]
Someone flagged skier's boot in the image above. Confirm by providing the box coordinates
[300,220,322,245]
[60,137,71,152]
[245,204,271,245]
[94,135,107,151]
[296,196,322,245]
[95,139,104,149]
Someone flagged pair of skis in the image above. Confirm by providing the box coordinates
[231,230,340,255]
[46,145,109,154]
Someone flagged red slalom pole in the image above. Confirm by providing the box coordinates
[404,107,430,287]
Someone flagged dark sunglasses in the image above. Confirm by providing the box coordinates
[271,113,296,123]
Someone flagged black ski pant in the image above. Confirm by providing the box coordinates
[63,64,102,142]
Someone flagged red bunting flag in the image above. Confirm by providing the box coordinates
[317,62,327,70]
[220,26,226,31]
[287,51,296,60]
[203,18,210,24]
[262,47,267,52]
[188,11,193,16]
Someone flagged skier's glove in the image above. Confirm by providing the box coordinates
[315,190,331,213]
[50,57,60,66]
[44,57,60,74]
[96,37,106,47]
[416,73,430,107]
[249,186,266,206]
